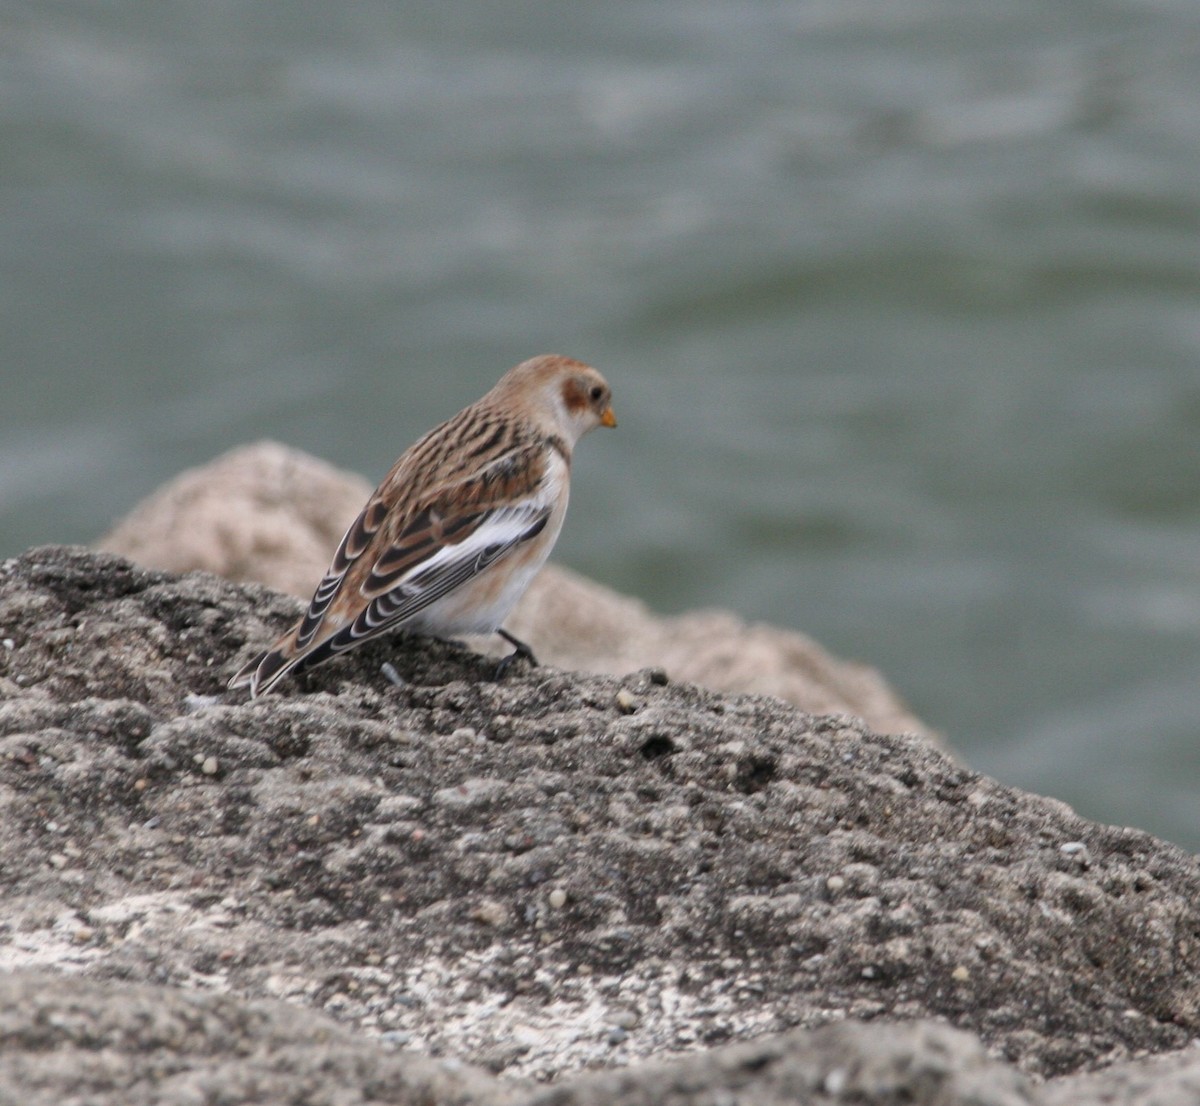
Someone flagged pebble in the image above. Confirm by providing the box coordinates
[200,756,219,776]
[548,888,568,909]
[380,662,405,687]
[825,875,846,894]
[824,1069,848,1096]
[1060,841,1090,865]
[615,689,640,714]
[610,1008,640,1029]
[470,899,508,927]
[951,965,970,982]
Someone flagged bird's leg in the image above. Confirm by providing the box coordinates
[494,628,538,678]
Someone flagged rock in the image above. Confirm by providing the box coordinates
[2,544,1200,1105]
[0,969,1035,1106]
[97,440,375,600]
[506,562,933,740]
[529,1019,1037,1106]
[96,441,931,739]
[0,970,519,1106]
[1042,1049,1200,1106]
[1,968,1199,1106]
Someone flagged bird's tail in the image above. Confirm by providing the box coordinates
[228,624,306,698]
[228,619,361,697]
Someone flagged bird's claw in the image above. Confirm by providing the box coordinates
[494,629,538,679]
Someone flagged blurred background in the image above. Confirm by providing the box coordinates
[3,2,1200,849]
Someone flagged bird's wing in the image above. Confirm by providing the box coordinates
[291,488,391,651]
[294,499,551,667]
[230,435,554,695]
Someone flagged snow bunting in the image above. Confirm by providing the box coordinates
[229,354,616,697]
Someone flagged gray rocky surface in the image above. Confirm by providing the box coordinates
[2,544,1200,1103]
[0,970,516,1106]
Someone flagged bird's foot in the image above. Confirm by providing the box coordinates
[494,629,538,679]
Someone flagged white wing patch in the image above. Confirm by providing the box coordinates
[386,502,547,597]
[321,502,552,654]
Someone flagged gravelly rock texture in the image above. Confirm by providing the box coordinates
[0,970,517,1106]
[0,970,1037,1106]
[2,545,1200,1104]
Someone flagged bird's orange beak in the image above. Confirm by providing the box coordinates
[600,406,617,428]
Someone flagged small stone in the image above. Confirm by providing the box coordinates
[450,726,478,741]
[951,964,970,982]
[615,689,640,714]
[611,1008,640,1029]
[74,926,95,944]
[548,888,568,909]
[824,1069,848,1096]
[471,899,508,927]
[200,756,219,776]
[825,875,845,894]
[1060,841,1090,866]
[380,662,405,687]
[133,777,149,792]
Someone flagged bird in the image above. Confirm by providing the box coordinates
[228,354,616,697]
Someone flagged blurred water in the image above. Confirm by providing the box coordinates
[3,2,1200,848]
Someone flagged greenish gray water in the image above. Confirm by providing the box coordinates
[3,2,1200,847]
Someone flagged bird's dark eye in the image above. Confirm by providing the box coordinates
[590,385,604,401]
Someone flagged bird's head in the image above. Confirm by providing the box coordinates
[502,353,616,447]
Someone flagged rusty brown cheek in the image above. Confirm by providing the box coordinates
[561,378,591,416]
